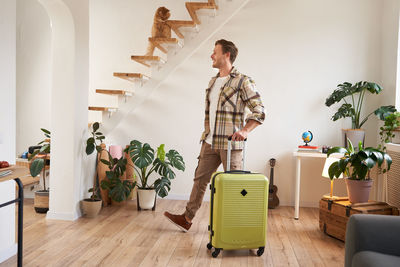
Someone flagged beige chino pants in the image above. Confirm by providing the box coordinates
[185,142,243,220]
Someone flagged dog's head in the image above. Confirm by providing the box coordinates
[155,6,170,21]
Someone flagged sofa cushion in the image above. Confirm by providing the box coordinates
[353,251,400,267]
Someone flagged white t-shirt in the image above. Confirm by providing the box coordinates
[205,76,229,145]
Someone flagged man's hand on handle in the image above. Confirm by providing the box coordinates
[230,119,261,141]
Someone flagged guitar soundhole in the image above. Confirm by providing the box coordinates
[241,189,248,196]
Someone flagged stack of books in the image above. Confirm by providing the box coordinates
[0,170,12,177]
[298,145,321,153]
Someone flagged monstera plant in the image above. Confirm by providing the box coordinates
[325,81,395,149]
[124,140,185,210]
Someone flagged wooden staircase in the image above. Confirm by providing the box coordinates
[89,0,219,126]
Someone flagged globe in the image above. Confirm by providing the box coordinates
[302,131,313,145]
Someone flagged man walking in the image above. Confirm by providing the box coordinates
[164,39,265,232]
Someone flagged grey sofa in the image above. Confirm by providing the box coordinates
[345,214,400,267]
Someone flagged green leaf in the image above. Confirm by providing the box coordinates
[327,147,348,157]
[347,139,355,154]
[154,177,171,198]
[129,141,154,169]
[331,104,354,121]
[384,153,392,171]
[93,122,100,132]
[153,158,175,180]
[166,150,185,171]
[28,150,39,161]
[363,158,375,169]
[374,105,396,121]
[41,128,51,135]
[100,159,110,166]
[87,137,95,144]
[95,145,103,153]
[30,158,45,177]
[157,144,166,162]
[86,143,95,155]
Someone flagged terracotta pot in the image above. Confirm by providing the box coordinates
[345,178,373,203]
[82,198,102,218]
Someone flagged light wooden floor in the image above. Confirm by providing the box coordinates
[1,199,344,267]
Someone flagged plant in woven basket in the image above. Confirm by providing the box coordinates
[29,128,51,190]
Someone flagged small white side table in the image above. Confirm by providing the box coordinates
[293,151,342,219]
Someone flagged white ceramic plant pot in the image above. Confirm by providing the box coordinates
[342,129,365,150]
[137,188,156,210]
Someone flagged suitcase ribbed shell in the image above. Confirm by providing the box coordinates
[209,172,268,250]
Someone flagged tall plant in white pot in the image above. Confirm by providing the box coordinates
[325,81,395,149]
[125,140,185,210]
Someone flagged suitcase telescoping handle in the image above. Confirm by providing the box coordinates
[227,136,247,172]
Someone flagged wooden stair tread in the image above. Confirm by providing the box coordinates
[148,37,179,43]
[88,106,117,112]
[166,20,197,39]
[96,89,130,95]
[185,0,218,24]
[167,20,196,27]
[148,38,182,54]
[131,56,165,68]
[113,72,147,78]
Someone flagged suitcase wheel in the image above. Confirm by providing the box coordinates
[257,247,265,256]
[206,243,212,250]
[212,248,221,258]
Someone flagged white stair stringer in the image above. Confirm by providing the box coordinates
[101,0,251,136]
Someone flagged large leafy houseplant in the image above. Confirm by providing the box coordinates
[325,81,395,129]
[85,122,105,200]
[29,128,51,188]
[86,122,136,203]
[99,155,136,203]
[28,128,51,213]
[124,140,185,198]
[327,139,392,180]
[327,139,392,203]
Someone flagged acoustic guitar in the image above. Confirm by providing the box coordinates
[268,158,279,209]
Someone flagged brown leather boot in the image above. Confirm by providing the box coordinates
[164,211,192,232]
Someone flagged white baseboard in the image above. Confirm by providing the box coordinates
[46,210,81,221]
[0,244,17,264]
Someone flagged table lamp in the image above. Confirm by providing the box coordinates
[322,157,343,199]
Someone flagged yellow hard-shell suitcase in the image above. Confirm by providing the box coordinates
[207,139,269,258]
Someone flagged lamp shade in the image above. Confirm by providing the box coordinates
[322,157,343,179]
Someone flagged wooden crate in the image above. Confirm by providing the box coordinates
[319,197,399,241]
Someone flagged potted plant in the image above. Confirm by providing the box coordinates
[325,81,396,149]
[378,111,400,151]
[327,139,392,203]
[125,140,185,210]
[82,122,105,217]
[99,154,136,205]
[29,128,51,213]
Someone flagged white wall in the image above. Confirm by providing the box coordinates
[90,0,392,207]
[16,0,51,156]
[0,0,17,262]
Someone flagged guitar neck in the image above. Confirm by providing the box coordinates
[269,166,274,188]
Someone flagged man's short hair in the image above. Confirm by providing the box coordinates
[215,39,238,64]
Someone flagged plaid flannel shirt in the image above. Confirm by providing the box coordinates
[200,67,265,150]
